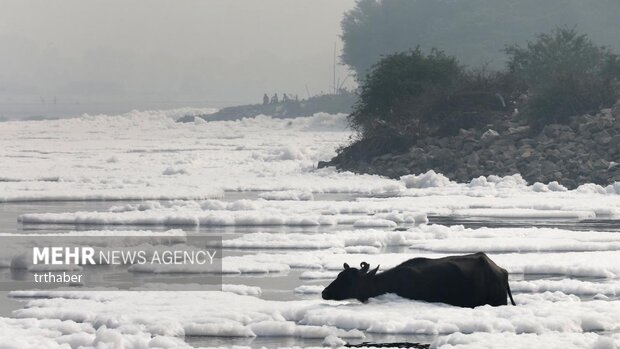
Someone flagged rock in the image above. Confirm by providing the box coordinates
[593,159,609,170]
[562,179,577,188]
[612,101,620,118]
[462,140,479,153]
[593,130,612,145]
[597,113,616,128]
[581,138,595,149]
[438,137,451,148]
[466,153,480,168]
[508,125,530,135]
[326,105,620,188]
[540,160,559,174]
[409,147,426,158]
[459,128,477,140]
[542,124,573,138]
[544,148,561,162]
[521,149,533,159]
[481,129,500,141]
[428,147,453,164]
[377,153,394,161]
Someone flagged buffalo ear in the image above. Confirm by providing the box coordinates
[360,262,369,273]
[368,265,380,276]
[343,263,350,270]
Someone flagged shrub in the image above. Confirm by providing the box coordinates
[349,48,462,139]
[505,27,620,128]
[349,49,521,140]
[406,67,523,136]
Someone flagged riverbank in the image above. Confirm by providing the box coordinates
[178,93,356,122]
[321,102,620,189]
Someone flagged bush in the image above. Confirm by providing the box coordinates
[404,67,523,136]
[505,27,620,128]
[349,49,520,140]
[349,48,462,139]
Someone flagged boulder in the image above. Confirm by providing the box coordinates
[326,105,620,188]
[593,130,612,145]
[481,129,500,141]
[612,101,620,118]
[542,124,573,138]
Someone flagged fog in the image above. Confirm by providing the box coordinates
[0,0,355,118]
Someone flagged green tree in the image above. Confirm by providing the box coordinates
[349,48,462,138]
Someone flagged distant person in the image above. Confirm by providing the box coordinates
[283,93,289,102]
[271,93,279,104]
[263,94,269,105]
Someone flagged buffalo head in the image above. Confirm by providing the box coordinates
[322,262,379,302]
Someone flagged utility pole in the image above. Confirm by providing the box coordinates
[333,42,337,95]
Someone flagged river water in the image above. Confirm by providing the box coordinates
[1,192,619,348]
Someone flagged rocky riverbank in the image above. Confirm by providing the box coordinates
[320,102,620,189]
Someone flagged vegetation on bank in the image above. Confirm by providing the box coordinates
[350,48,521,140]
[505,28,620,128]
[327,28,620,187]
[347,28,620,142]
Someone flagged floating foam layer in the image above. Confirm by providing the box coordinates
[221,284,262,296]
[409,238,620,253]
[0,111,413,202]
[223,230,414,250]
[6,290,620,348]
[221,225,620,252]
[432,332,619,349]
[511,279,620,297]
[17,199,429,228]
[18,210,339,227]
[452,208,596,219]
[258,190,314,201]
[294,285,324,294]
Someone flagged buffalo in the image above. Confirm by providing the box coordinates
[322,252,516,307]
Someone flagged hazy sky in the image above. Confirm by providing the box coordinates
[0,0,356,109]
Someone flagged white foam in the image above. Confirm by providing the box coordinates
[352,219,398,228]
[511,279,620,297]
[258,190,315,201]
[222,284,262,296]
[432,332,618,349]
[6,290,620,348]
[401,170,453,188]
[294,285,324,294]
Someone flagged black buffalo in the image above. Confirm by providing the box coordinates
[322,252,516,307]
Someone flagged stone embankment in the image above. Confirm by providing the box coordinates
[321,103,620,188]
